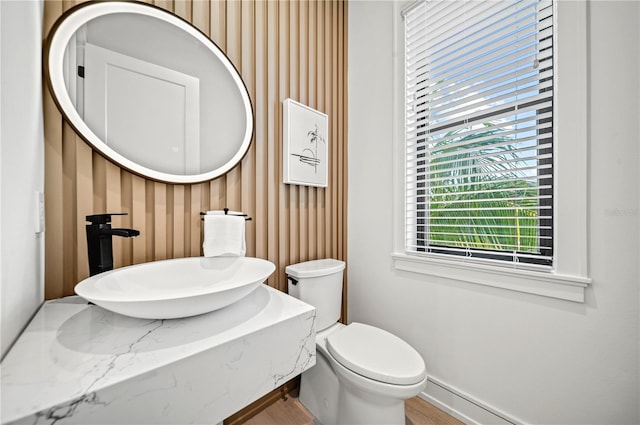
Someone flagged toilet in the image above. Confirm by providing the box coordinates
[286,259,427,425]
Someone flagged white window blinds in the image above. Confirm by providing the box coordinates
[404,0,554,267]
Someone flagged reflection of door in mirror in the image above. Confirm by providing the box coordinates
[82,43,200,175]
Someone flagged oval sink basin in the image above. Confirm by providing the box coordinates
[75,257,276,319]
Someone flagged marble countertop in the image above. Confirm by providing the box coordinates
[1,285,316,425]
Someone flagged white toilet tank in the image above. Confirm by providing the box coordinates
[286,259,345,332]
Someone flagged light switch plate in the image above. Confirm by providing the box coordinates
[36,191,45,234]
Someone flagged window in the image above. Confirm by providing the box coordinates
[404,0,554,268]
[394,0,590,301]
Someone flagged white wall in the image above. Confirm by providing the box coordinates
[348,1,639,424]
[1,0,45,359]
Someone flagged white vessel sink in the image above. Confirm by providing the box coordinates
[75,256,276,319]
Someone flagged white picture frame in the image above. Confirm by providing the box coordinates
[283,98,328,187]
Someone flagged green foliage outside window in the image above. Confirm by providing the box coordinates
[422,124,541,254]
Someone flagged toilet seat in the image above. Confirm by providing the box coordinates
[326,322,426,386]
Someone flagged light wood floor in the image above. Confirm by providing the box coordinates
[242,394,464,425]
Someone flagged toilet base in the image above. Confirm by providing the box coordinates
[299,348,340,425]
[337,382,406,425]
[299,349,417,425]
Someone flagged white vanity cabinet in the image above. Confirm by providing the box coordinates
[1,286,315,425]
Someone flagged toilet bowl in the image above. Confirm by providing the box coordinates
[286,259,427,425]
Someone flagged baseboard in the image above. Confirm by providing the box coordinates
[421,376,524,425]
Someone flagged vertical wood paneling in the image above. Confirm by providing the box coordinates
[189,184,202,256]
[174,0,191,20]
[226,1,241,213]
[334,2,340,259]
[61,128,76,296]
[154,183,167,260]
[279,0,292,290]
[314,6,323,259]
[241,0,256,258]
[43,0,348,303]
[172,185,185,258]
[105,162,122,268]
[254,0,268,264]
[74,139,93,289]
[166,185,174,257]
[120,172,134,265]
[325,0,334,259]
[266,0,279,288]
[131,175,147,264]
[43,0,64,300]
[144,179,154,261]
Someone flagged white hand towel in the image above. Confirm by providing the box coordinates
[203,215,246,257]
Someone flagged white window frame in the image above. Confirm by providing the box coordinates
[392,0,591,302]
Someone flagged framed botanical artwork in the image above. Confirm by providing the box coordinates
[283,98,328,187]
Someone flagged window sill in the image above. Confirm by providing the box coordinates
[391,252,591,302]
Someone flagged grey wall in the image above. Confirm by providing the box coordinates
[1,0,45,358]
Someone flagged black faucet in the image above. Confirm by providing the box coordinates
[86,213,140,276]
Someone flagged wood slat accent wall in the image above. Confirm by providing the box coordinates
[43,0,348,322]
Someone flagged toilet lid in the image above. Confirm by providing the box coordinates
[326,322,426,385]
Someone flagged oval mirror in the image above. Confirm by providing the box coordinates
[45,1,253,184]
